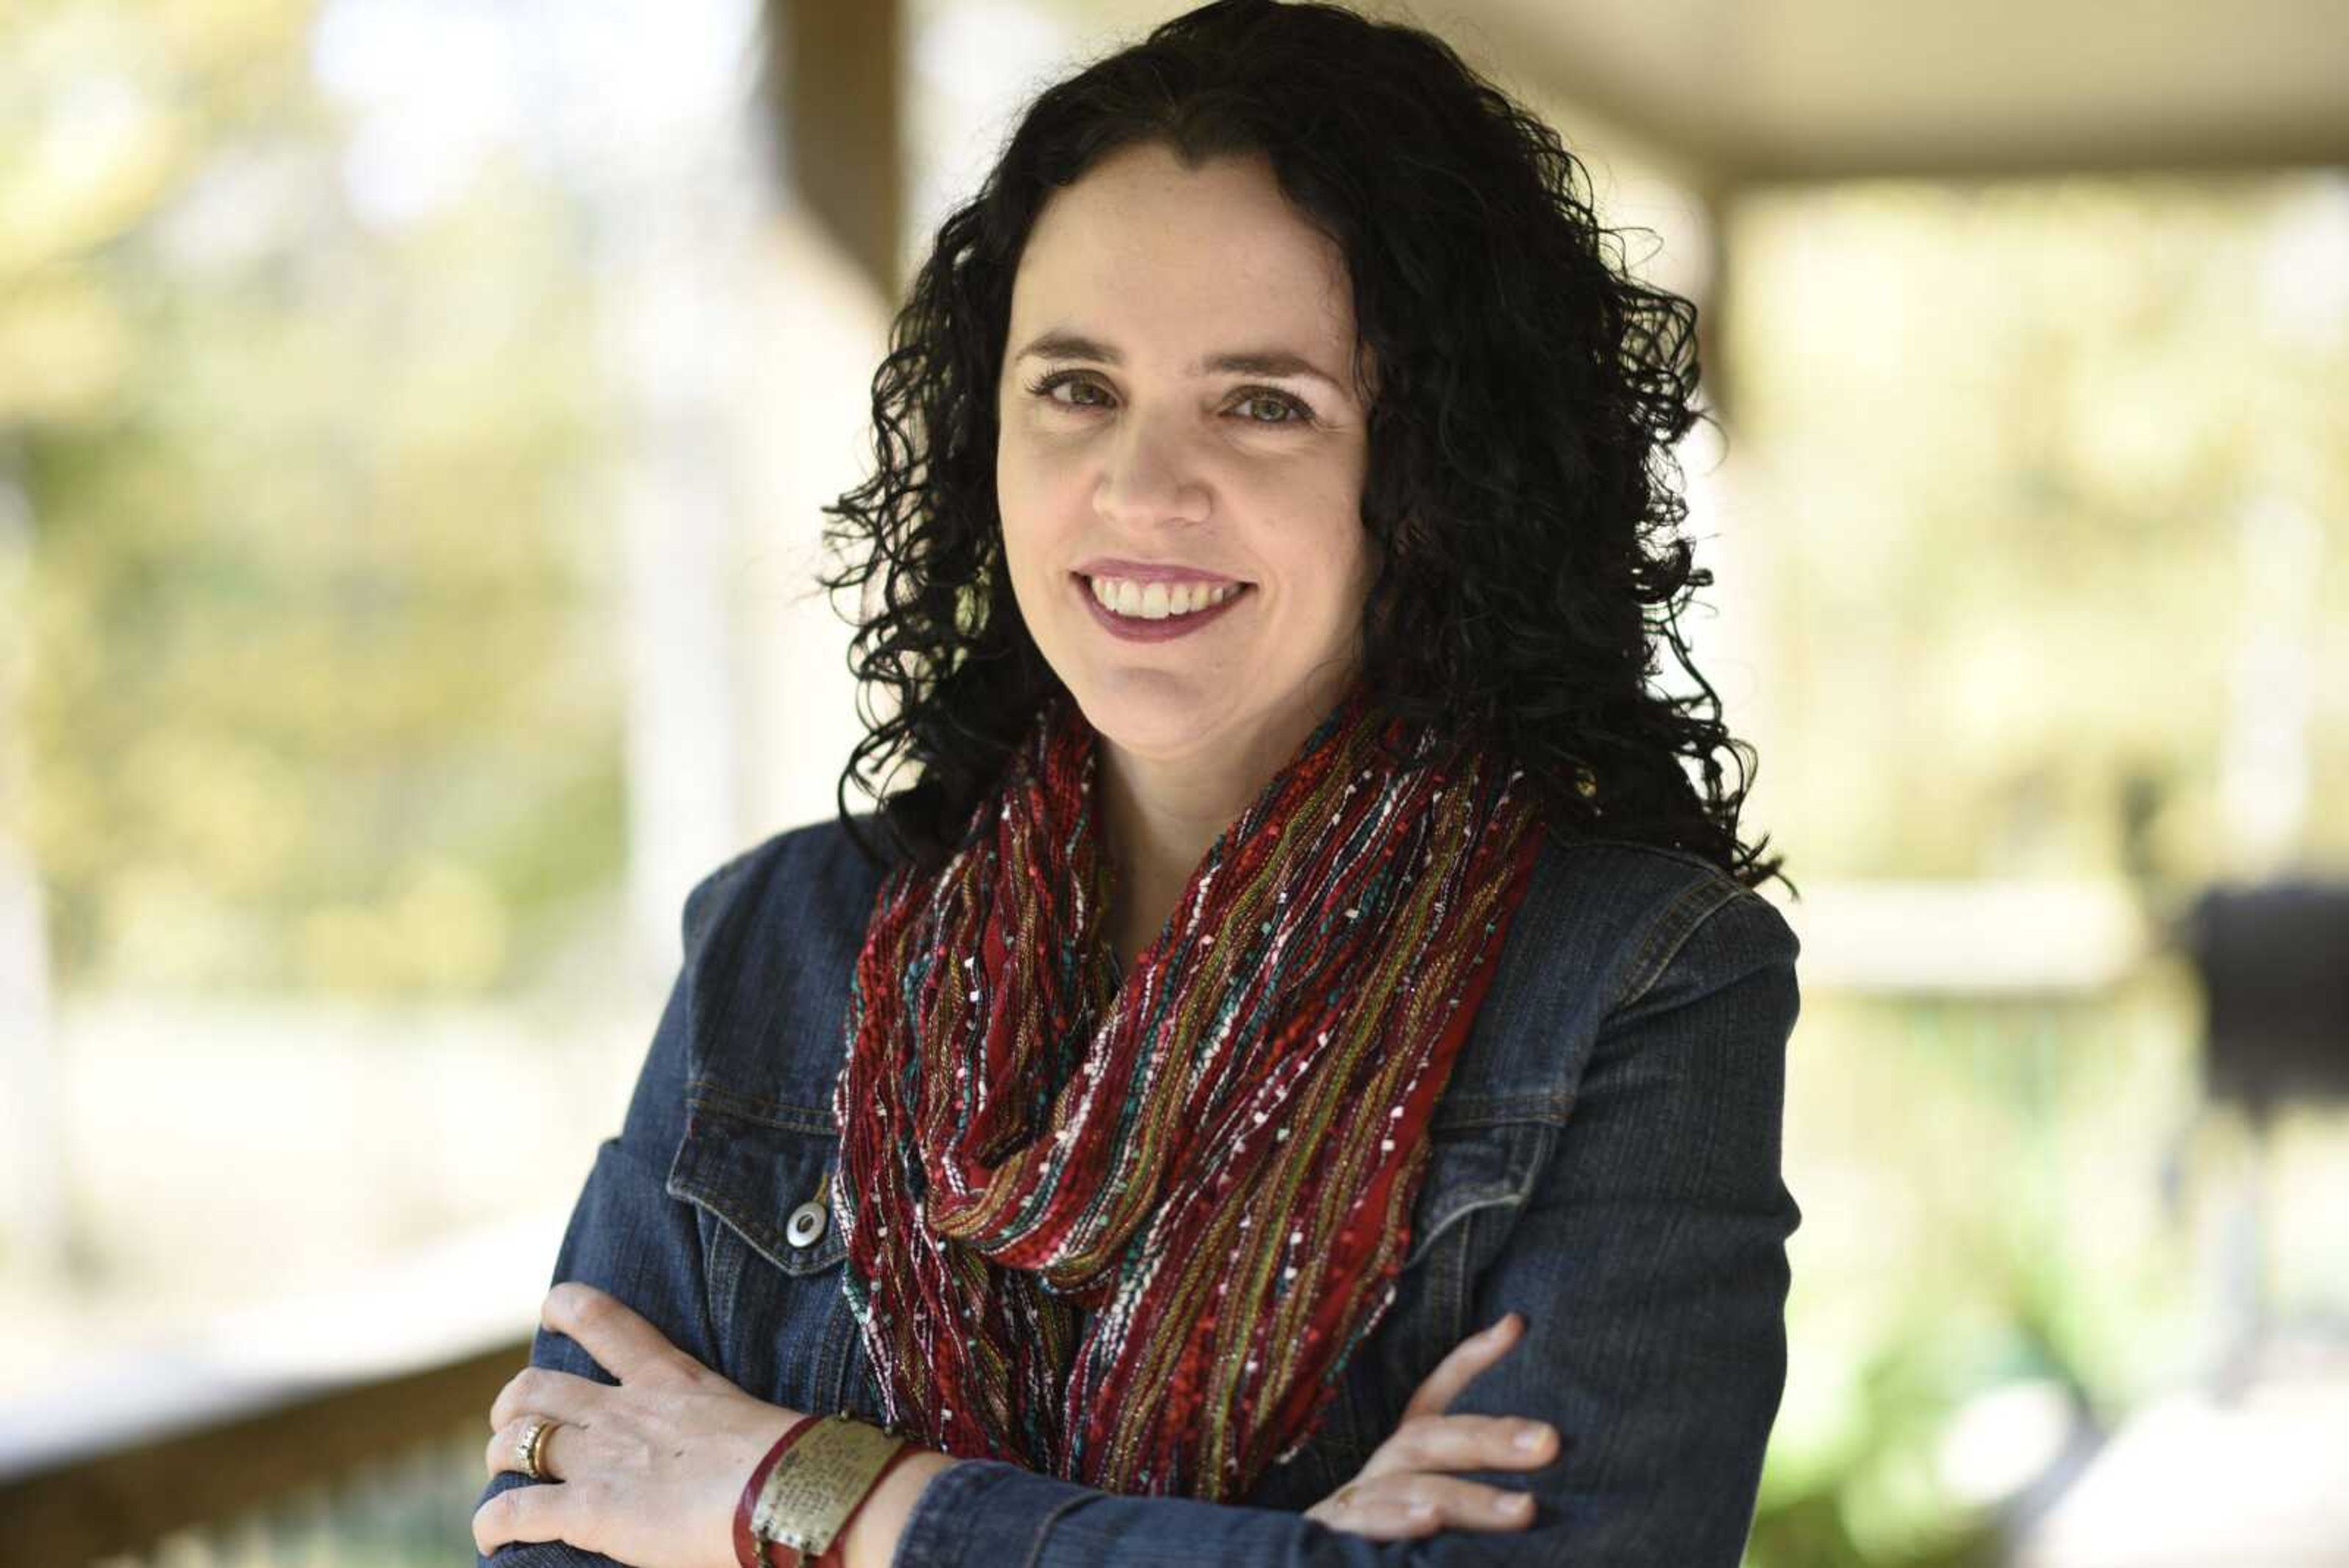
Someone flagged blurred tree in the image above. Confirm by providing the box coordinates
[0,0,623,995]
[1726,176,2349,883]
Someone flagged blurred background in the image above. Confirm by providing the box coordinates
[1,1,2343,1564]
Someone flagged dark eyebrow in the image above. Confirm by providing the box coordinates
[1013,331,1348,395]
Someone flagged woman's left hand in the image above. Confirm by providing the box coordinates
[476,1280,801,1567]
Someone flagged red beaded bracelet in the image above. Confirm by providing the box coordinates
[733,1415,819,1568]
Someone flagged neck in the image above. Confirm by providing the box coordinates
[1092,680,1357,968]
[1097,747,1245,965]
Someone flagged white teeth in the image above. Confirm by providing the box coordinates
[1088,575,1241,620]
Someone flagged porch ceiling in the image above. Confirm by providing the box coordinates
[1457,0,2349,186]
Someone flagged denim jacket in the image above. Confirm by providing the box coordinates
[476,814,1801,1567]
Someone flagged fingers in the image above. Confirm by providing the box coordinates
[484,1414,574,1482]
[1359,1411,1560,1482]
[488,1364,604,1433]
[540,1282,694,1383]
[1310,1474,1540,1539]
[473,1473,585,1556]
[1400,1312,1523,1420]
[1305,1484,1440,1541]
[1315,1316,1557,1544]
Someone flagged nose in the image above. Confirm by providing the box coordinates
[1094,402,1209,530]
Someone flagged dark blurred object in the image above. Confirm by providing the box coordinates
[759,0,902,295]
[2180,882,2349,1122]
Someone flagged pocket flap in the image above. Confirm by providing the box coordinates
[1401,1119,1550,1271]
[666,1096,847,1276]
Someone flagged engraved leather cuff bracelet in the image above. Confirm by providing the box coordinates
[741,1413,918,1568]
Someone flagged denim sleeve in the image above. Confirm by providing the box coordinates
[475,890,729,1566]
[890,886,1801,1568]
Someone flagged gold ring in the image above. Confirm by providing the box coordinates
[517,1415,558,1482]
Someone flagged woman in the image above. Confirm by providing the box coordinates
[473,2,1798,1564]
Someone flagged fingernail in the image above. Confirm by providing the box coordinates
[1504,1493,1534,1514]
[1407,1499,1436,1519]
[1515,1425,1550,1451]
[1485,1313,1516,1339]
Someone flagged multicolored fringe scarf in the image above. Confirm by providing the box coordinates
[830,681,1546,1501]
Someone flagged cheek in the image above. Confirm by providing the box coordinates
[1319,545,1375,632]
[996,433,1083,532]
[1271,483,1373,608]
[995,468,1085,633]
[993,444,1051,568]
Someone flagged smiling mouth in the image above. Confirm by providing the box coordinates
[1078,573,1252,621]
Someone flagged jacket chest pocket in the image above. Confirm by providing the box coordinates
[665,1097,877,1420]
[1249,1115,1558,1506]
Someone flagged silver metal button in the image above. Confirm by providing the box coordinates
[786,1198,828,1249]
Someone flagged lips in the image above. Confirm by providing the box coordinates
[1071,557,1249,587]
[1071,571,1252,643]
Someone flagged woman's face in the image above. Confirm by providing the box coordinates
[995,141,1374,782]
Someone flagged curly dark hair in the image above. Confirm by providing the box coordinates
[820,0,1784,892]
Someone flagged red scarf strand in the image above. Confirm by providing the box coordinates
[832,682,1545,1499]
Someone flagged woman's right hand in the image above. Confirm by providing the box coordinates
[1304,1312,1564,1540]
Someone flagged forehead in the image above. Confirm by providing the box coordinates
[1009,142,1356,359]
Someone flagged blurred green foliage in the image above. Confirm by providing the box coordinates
[2,0,623,995]
[1727,176,2349,883]
[1746,972,2214,1567]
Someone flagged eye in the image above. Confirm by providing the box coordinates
[1026,370,1111,411]
[1230,387,1313,426]
[1022,371,1316,427]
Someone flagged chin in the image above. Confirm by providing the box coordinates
[1067,673,1238,755]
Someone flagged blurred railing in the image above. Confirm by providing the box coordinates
[0,1340,520,1566]
[0,1207,568,1566]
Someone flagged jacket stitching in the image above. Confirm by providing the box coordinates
[698,1208,745,1384]
[682,1082,835,1134]
[1431,1089,1575,1129]
[1018,1487,1096,1568]
[814,1263,852,1413]
[1611,879,1751,1015]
